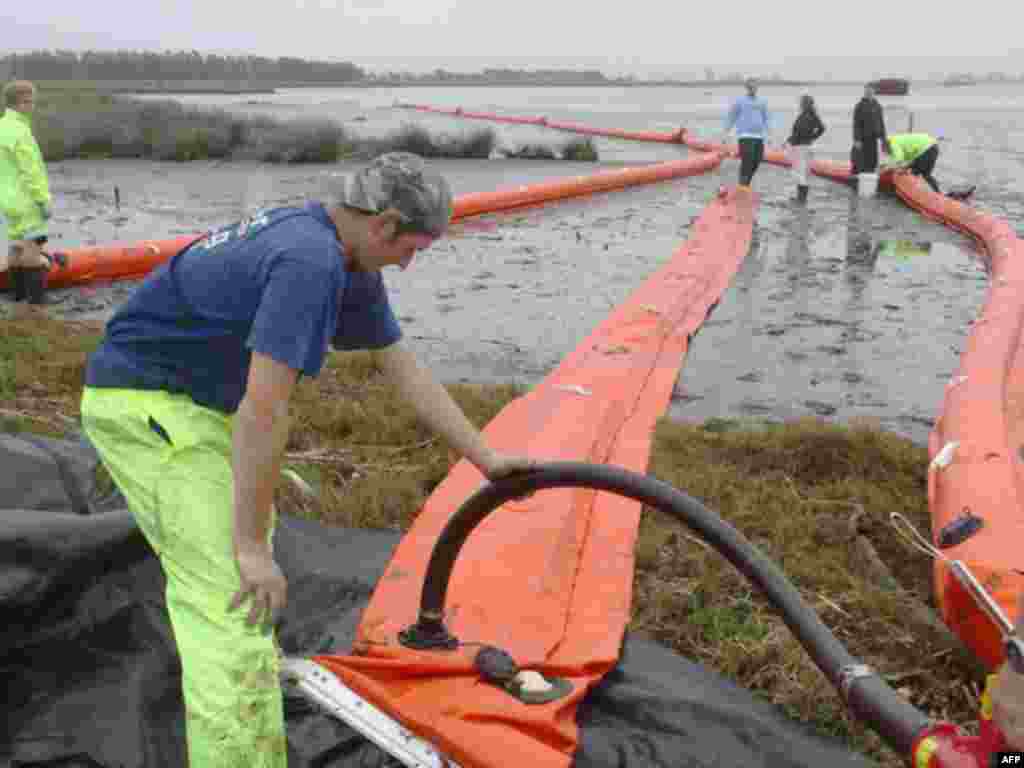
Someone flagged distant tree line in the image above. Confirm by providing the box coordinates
[366,67,611,83]
[480,68,607,82]
[1,50,364,83]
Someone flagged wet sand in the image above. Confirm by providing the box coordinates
[4,151,994,445]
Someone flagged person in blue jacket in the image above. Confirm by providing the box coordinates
[722,77,772,187]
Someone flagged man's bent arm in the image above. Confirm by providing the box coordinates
[233,351,297,550]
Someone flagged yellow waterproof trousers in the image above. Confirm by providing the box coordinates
[81,386,287,767]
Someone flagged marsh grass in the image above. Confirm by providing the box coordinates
[20,85,559,164]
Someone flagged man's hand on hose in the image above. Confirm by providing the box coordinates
[478,450,540,482]
[473,450,542,500]
[230,543,287,635]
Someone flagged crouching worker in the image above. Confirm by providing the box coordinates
[882,133,975,200]
[80,152,539,767]
[0,79,53,304]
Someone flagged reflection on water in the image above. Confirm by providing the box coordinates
[875,239,932,261]
[673,186,987,446]
[846,196,875,268]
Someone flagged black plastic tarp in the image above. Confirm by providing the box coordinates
[1,432,874,767]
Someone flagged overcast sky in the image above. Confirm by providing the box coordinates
[3,1,1023,80]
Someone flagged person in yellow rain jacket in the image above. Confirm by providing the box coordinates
[881,132,975,200]
[0,80,54,304]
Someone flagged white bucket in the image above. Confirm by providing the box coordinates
[858,173,879,198]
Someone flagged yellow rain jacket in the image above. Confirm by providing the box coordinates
[886,133,937,166]
[0,108,51,240]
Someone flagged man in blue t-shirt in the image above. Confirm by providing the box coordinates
[79,152,538,767]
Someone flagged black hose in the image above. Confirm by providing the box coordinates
[400,461,932,755]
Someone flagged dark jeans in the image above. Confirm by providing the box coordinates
[910,144,941,193]
[738,138,764,186]
[851,137,881,174]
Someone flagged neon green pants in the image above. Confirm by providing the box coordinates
[80,386,287,767]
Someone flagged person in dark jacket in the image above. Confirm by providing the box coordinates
[851,83,887,175]
[782,94,826,203]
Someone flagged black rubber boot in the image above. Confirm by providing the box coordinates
[947,185,976,202]
[24,266,50,305]
[797,185,809,204]
[9,267,28,301]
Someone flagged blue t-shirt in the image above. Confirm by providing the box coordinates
[85,202,402,414]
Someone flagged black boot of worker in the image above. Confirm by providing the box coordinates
[9,267,28,301]
[797,185,809,204]
[24,266,50,305]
